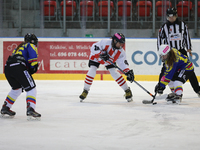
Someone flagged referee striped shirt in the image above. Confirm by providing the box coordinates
[157,18,192,51]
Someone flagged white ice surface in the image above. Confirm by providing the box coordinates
[0,80,200,150]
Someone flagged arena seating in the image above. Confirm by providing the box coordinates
[177,1,193,17]
[60,0,76,17]
[44,1,57,17]
[98,1,114,18]
[80,1,94,17]
[156,1,172,17]
[117,1,132,17]
[136,1,152,17]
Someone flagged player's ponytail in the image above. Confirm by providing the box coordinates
[166,50,176,67]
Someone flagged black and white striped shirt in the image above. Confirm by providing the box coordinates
[157,18,192,51]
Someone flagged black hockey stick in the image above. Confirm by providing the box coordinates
[142,92,157,105]
[107,60,157,105]
[142,73,164,104]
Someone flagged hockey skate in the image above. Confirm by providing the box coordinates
[125,88,133,102]
[166,92,176,100]
[79,89,88,102]
[166,93,182,104]
[27,105,41,121]
[0,102,16,118]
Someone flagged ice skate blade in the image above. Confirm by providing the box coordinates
[80,99,84,102]
[127,98,133,102]
[27,116,41,121]
[0,114,15,118]
[166,100,181,105]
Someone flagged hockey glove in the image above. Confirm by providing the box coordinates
[125,70,134,82]
[154,83,165,94]
[29,64,38,75]
[100,51,109,61]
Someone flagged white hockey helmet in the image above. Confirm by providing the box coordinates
[158,44,170,56]
[158,44,171,61]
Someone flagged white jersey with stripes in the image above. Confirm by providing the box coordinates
[89,39,130,73]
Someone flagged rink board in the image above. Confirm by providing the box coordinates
[0,38,199,81]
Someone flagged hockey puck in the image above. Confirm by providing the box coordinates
[153,102,157,105]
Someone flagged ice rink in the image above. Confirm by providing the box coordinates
[0,80,200,150]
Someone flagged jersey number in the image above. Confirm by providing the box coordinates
[94,45,100,51]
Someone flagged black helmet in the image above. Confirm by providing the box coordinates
[24,33,38,46]
[112,33,125,44]
[166,7,177,17]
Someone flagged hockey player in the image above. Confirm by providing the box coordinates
[157,7,200,97]
[1,33,41,120]
[79,33,135,102]
[155,45,194,104]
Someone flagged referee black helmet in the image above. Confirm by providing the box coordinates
[166,7,177,17]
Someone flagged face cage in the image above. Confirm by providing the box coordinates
[167,14,177,20]
[160,53,169,62]
[119,43,125,49]
[113,39,125,49]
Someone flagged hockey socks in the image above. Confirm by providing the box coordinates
[109,68,129,90]
[109,68,132,101]
[1,89,22,116]
[83,66,97,91]
[26,88,37,109]
[4,88,22,108]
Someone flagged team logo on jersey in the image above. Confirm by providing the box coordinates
[169,28,172,34]
[169,33,181,41]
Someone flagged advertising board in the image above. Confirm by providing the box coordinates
[0,38,199,81]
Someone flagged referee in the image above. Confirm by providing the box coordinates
[157,7,200,97]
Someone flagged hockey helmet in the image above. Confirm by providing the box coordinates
[112,33,125,44]
[112,33,125,49]
[166,7,177,17]
[24,33,38,46]
[158,44,171,61]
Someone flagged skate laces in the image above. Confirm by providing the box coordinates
[2,106,11,112]
[27,107,41,117]
[125,88,132,99]
[1,106,16,116]
[166,92,176,99]
[81,90,88,98]
[167,93,182,103]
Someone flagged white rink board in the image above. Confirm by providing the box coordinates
[126,38,200,75]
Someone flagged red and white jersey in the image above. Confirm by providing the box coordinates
[89,39,130,73]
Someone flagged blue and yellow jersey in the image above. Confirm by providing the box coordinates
[12,43,38,69]
[160,48,193,88]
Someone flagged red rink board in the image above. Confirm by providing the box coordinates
[3,41,113,74]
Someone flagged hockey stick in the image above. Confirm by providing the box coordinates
[107,60,157,105]
[142,73,164,104]
[142,92,157,104]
